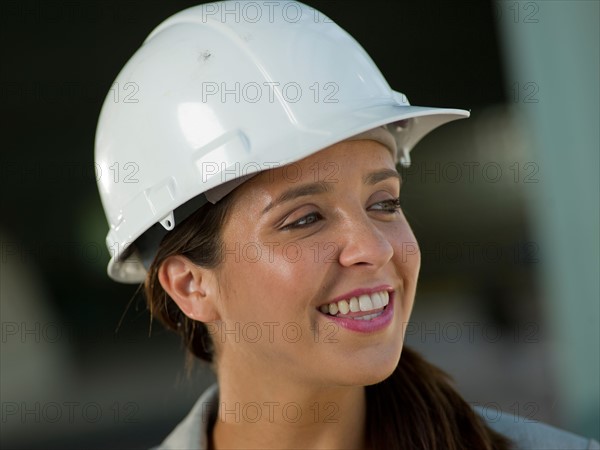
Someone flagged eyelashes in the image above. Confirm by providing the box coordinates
[281,211,324,230]
[280,197,401,230]
[370,197,402,213]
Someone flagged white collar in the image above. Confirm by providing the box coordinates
[156,383,218,450]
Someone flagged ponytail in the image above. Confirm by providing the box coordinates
[367,346,513,449]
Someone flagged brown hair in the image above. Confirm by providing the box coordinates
[143,195,513,449]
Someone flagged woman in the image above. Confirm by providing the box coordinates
[95,2,599,449]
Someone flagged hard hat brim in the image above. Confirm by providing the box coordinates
[107,101,469,284]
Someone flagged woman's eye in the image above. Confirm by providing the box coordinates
[281,212,323,230]
[369,197,401,213]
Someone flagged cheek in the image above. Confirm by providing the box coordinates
[216,242,325,322]
[390,220,421,278]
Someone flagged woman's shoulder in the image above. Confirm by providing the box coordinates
[474,406,600,450]
[151,386,600,450]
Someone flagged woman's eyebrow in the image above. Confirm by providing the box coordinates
[262,169,400,215]
[262,181,332,214]
[363,168,402,185]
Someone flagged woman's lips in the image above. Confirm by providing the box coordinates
[318,286,392,316]
[317,291,395,333]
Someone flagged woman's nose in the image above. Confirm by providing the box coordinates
[337,213,395,270]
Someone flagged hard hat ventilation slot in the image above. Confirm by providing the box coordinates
[159,212,175,231]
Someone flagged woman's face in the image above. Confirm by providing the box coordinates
[211,140,420,387]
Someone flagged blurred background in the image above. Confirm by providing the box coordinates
[1,0,598,448]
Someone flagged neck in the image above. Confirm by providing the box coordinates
[211,372,367,449]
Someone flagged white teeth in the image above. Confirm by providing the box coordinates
[382,291,389,306]
[358,294,373,312]
[338,299,350,314]
[318,290,391,317]
[328,302,338,315]
[352,311,383,321]
[372,292,383,309]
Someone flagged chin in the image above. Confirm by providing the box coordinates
[327,343,404,387]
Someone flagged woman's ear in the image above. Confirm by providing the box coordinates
[157,255,221,322]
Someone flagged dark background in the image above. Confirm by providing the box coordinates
[1,0,505,338]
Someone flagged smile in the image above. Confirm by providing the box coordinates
[316,288,395,333]
[318,290,390,319]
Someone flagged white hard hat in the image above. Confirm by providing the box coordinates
[95,0,469,284]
